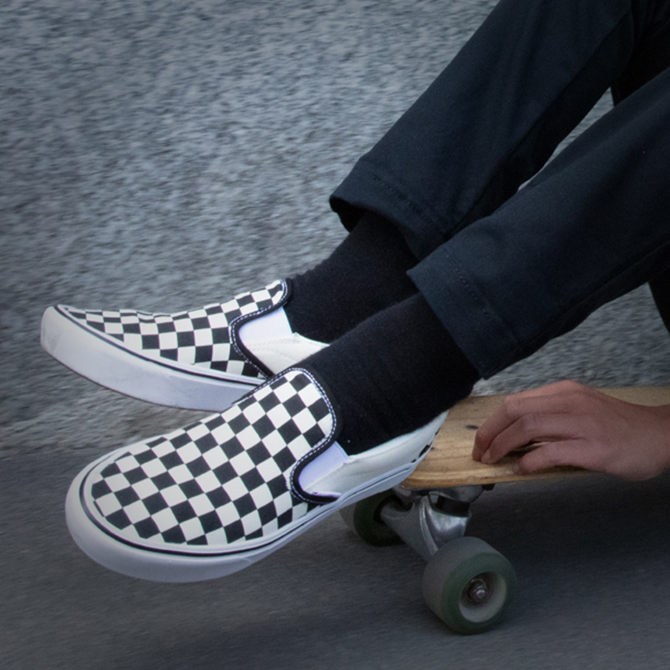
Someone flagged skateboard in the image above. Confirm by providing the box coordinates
[341,386,670,635]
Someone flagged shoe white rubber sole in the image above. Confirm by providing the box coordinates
[42,306,259,412]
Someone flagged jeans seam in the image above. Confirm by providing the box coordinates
[356,161,450,241]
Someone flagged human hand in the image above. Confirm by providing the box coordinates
[472,381,670,480]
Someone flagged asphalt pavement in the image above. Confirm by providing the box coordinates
[3,1,670,668]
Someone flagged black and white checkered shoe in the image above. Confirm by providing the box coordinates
[41,280,327,411]
[66,367,445,582]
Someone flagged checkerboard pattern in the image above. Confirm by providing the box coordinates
[87,369,336,547]
[61,280,288,378]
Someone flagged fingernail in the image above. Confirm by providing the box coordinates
[481,451,490,463]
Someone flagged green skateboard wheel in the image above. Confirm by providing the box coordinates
[340,490,403,547]
[422,536,517,634]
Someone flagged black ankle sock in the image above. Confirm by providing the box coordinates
[285,211,418,343]
[303,293,480,455]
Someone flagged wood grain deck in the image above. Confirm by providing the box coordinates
[403,387,670,489]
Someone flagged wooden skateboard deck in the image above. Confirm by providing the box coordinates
[404,386,670,489]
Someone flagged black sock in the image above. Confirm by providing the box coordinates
[285,211,418,343]
[303,293,480,455]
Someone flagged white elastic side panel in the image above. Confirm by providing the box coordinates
[298,442,349,496]
[238,306,292,343]
[239,306,328,374]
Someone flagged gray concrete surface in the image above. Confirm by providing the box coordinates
[4,451,670,670]
[3,0,670,668]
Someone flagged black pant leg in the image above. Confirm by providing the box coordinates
[411,66,670,376]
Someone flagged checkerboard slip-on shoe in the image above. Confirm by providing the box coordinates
[41,279,327,411]
[66,367,446,582]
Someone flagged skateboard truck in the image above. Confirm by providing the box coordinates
[380,485,485,562]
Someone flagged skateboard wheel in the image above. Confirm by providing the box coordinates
[422,537,516,635]
[339,490,403,547]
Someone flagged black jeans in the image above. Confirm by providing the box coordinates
[331,0,670,377]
